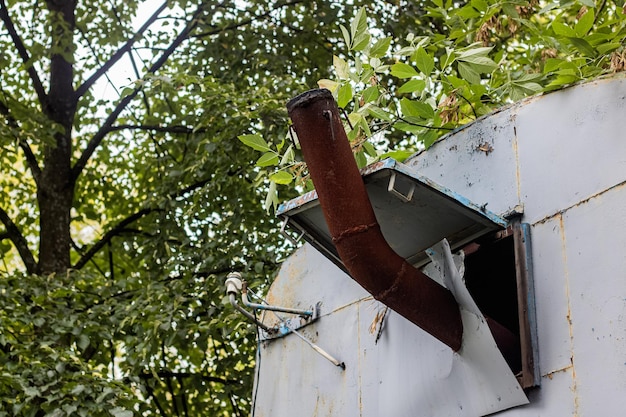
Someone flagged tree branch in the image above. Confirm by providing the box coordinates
[142,379,168,417]
[195,0,306,38]
[105,124,207,134]
[73,173,214,270]
[0,206,37,274]
[74,1,168,98]
[72,208,156,270]
[0,97,42,183]
[394,117,455,131]
[0,0,47,108]
[139,370,237,385]
[72,4,206,181]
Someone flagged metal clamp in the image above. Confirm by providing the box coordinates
[280,217,305,245]
[388,172,415,202]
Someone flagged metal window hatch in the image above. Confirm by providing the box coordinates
[277,158,509,271]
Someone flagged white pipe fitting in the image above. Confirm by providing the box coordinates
[225,272,243,295]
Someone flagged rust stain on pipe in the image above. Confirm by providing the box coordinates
[287,89,463,351]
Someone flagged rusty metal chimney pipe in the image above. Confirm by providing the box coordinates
[287,89,463,351]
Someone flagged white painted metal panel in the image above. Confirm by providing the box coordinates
[515,77,626,224]
[527,217,572,374]
[405,108,521,217]
[560,184,626,415]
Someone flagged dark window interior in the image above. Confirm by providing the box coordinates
[464,232,522,375]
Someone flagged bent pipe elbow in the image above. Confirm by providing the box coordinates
[287,89,462,351]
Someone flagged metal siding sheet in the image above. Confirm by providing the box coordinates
[497,368,577,416]
[253,302,361,417]
[404,109,521,217]
[561,184,626,415]
[529,218,573,375]
[515,77,626,225]
[261,243,368,327]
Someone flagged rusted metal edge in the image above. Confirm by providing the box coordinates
[513,220,541,388]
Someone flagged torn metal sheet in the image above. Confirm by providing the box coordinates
[423,239,529,414]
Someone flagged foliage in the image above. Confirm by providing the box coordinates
[244,0,626,208]
[0,0,349,415]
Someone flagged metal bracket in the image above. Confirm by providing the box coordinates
[280,217,305,245]
[226,272,343,369]
[259,302,321,341]
[226,272,321,340]
[388,172,415,202]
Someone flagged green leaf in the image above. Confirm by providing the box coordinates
[513,81,543,94]
[280,145,294,166]
[391,63,419,79]
[545,74,579,90]
[340,24,351,47]
[470,0,488,12]
[398,79,426,94]
[379,149,414,161]
[334,55,350,80]
[413,47,435,75]
[457,62,481,84]
[361,85,380,103]
[365,104,392,121]
[502,3,520,18]
[110,407,133,417]
[352,33,371,51]
[355,150,367,168]
[318,79,339,92]
[264,181,278,212]
[456,4,481,19]
[422,130,439,149]
[441,49,456,69]
[269,171,293,185]
[457,55,497,73]
[363,141,377,157]
[456,46,493,60]
[351,7,368,40]
[394,121,422,134]
[238,134,271,152]
[552,21,576,37]
[256,152,279,167]
[568,37,596,57]
[575,9,594,36]
[369,37,392,58]
[596,43,622,55]
[77,334,90,350]
[543,58,565,73]
[400,98,434,119]
[337,83,353,108]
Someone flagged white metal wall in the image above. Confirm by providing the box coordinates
[252,75,626,416]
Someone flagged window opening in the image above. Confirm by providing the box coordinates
[463,220,539,388]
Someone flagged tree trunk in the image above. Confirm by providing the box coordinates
[37,0,77,275]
